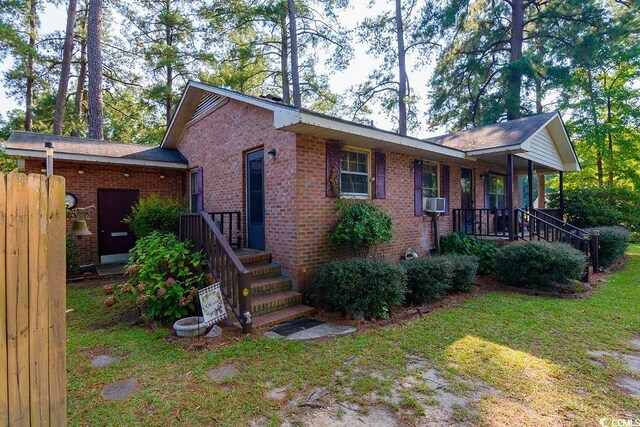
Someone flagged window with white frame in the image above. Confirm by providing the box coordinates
[488,174,506,209]
[340,148,370,197]
[422,162,439,198]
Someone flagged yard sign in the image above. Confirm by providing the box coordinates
[198,283,227,326]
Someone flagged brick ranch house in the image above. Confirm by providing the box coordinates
[4,81,580,327]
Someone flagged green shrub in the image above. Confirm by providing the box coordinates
[586,226,631,269]
[330,199,393,256]
[440,231,499,275]
[494,241,586,290]
[402,256,452,304]
[124,194,183,239]
[445,254,479,293]
[550,186,640,233]
[66,237,79,273]
[313,258,406,319]
[104,231,206,322]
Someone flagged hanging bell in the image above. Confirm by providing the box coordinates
[68,219,92,237]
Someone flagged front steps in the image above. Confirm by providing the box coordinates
[237,251,314,329]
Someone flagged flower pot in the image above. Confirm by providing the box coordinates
[173,316,207,337]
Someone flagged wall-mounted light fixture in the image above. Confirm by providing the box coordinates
[123,169,131,178]
[267,148,277,161]
[44,141,54,177]
[160,171,166,179]
[78,165,85,175]
[479,173,486,180]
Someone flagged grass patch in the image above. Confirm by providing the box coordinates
[67,246,640,425]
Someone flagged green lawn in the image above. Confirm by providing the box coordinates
[67,245,640,426]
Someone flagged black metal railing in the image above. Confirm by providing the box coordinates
[452,208,511,238]
[209,211,242,248]
[180,212,252,333]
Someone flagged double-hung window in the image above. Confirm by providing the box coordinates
[190,168,202,212]
[340,148,370,197]
[422,162,439,198]
[488,174,506,209]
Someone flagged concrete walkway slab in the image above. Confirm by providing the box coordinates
[97,264,126,277]
[284,323,356,341]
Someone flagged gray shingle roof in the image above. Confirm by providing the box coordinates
[428,112,557,152]
[4,131,188,165]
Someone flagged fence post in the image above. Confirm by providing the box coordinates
[582,234,591,282]
[591,230,600,273]
[239,272,252,334]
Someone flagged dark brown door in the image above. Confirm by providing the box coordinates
[97,189,139,258]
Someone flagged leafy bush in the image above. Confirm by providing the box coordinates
[494,241,586,290]
[313,258,406,319]
[445,254,479,293]
[402,256,452,304]
[586,226,630,269]
[124,194,183,239]
[66,237,79,273]
[330,199,393,256]
[440,231,499,275]
[550,186,640,233]
[104,232,206,322]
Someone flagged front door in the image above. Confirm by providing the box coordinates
[97,189,139,263]
[461,168,475,234]
[246,150,265,250]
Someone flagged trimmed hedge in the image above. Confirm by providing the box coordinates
[587,226,630,269]
[313,258,406,319]
[447,254,479,293]
[440,231,498,275]
[402,256,452,304]
[494,241,586,290]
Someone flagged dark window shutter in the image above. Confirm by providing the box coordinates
[484,174,490,209]
[440,164,450,215]
[326,140,342,197]
[374,152,386,199]
[196,167,204,212]
[414,160,423,216]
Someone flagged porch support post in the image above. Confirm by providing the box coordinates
[537,173,546,208]
[559,171,564,220]
[506,154,515,241]
[527,160,534,212]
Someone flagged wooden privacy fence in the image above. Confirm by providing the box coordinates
[0,173,66,426]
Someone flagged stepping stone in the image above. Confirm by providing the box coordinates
[264,386,287,401]
[622,354,640,375]
[207,365,239,382]
[285,323,356,340]
[101,378,138,401]
[615,376,640,398]
[586,350,618,358]
[628,338,640,351]
[205,325,222,338]
[91,355,121,368]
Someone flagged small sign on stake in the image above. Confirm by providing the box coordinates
[198,282,228,327]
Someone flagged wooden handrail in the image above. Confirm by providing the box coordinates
[180,212,252,333]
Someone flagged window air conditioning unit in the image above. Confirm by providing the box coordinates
[423,197,446,213]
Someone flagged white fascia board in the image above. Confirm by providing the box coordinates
[275,110,467,159]
[5,148,189,170]
[187,81,295,114]
[161,82,193,148]
[464,144,526,158]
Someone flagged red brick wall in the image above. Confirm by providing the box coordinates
[175,99,298,273]
[22,159,183,264]
[291,135,508,291]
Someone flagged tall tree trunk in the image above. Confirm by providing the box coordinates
[395,0,407,135]
[280,12,290,104]
[506,0,524,120]
[164,0,173,127]
[53,0,78,135]
[597,150,604,186]
[287,0,301,107]
[24,0,37,131]
[606,91,614,187]
[87,0,104,139]
[72,5,88,137]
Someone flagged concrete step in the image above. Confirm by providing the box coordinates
[247,262,282,279]
[251,290,302,316]
[237,251,271,266]
[253,304,316,329]
[251,276,292,297]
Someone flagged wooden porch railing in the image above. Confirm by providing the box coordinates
[180,212,252,333]
[209,211,242,248]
